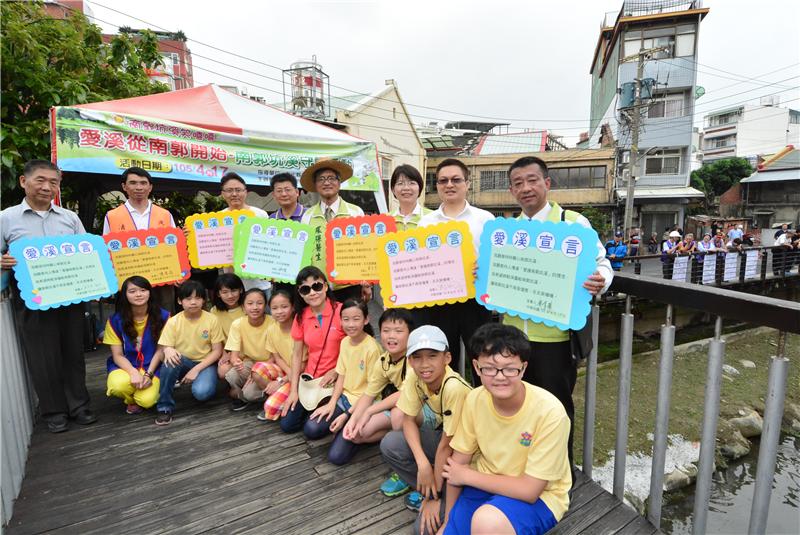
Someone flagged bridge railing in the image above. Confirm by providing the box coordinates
[581,272,800,533]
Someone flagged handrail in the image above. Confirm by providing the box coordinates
[583,272,796,533]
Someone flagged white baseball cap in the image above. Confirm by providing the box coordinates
[407,325,449,355]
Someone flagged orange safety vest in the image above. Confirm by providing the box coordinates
[105,203,173,233]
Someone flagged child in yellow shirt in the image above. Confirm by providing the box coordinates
[224,288,274,411]
[212,273,245,382]
[156,280,225,425]
[306,299,380,462]
[439,323,571,535]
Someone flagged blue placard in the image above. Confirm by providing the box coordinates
[475,218,599,331]
[9,234,118,310]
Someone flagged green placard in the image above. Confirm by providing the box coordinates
[233,218,315,283]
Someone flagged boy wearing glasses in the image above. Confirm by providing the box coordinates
[439,323,571,535]
[417,159,494,382]
[380,325,472,533]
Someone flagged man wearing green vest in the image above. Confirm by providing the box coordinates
[504,156,613,465]
[300,158,370,302]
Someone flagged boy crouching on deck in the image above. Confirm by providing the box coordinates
[440,323,571,535]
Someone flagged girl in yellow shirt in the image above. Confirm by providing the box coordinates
[212,273,245,382]
[308,299,381,463]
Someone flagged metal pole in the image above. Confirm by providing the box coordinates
[748,331,788,535]
[648,304,675,528]
[692,316,725,535]
[623,51,646,241]
[582,302,601,478]
[613,296,634,500]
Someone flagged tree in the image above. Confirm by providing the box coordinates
[690,157,753,213]
[1,1,168,208]
[580,206,613,243]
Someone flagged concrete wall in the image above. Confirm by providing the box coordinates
[738,106,792,157]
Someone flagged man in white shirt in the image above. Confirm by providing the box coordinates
[504,156,612,465]
[417,158,495,380]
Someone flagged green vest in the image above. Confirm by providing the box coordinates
[389,205,433,231]
[502,202,580,343]
[303,199,363,289]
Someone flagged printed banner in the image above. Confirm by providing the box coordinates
[672,255,689,281]
[104,228,191,288]
[475,219,598,331]
[233,218,314,283]
[723,252,739,282]
[10,234,117,310]
[377,221,475,309]
[702,253,717,284]
[186,209,253,269]
[744,250,759,279]
[326,215,397,284]
[53,107,381,190]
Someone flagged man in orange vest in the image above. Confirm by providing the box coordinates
[103,167,177,311]
[102,167,175,234]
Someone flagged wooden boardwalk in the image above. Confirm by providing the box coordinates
[6,349,658,535]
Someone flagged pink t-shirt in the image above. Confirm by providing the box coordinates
[291,299,344,378]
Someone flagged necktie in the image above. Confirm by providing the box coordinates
[324,207,334,223]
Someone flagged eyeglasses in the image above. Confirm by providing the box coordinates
[394,180,419,188]
[222,188,246,194]
[298,281,325,296]
[315,176,339,184]
[437,178,465,186]
[477,366,524,378]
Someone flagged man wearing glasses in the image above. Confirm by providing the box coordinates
[268,172,306,222]
[300,158,369,302]
[417,158,495,382]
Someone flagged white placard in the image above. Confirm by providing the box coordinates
[723,252,739,282]
[672,255,689,281]
[702,253,717,284]
[744,250,759,279]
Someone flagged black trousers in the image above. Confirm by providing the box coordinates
[524,340,577,466]
[412,299,492,385]
[12,295,91,421]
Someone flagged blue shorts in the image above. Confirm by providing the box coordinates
[443,486,556,535]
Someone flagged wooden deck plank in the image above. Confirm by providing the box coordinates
[6,349,659,535]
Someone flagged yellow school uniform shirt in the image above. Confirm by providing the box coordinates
[224,316,274,361]
[264,321,306,366]
[158,311,225,361]
[335,335,381,406]
[103,318,146,346]
[210,306,245,339]
[365,351,410,397]
[397,367,471,436]
[451,382,572,521]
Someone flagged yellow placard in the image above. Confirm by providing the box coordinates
[376,221,475,309]
[185,209,254,269]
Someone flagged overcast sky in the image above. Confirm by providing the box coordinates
[88,0,800,145]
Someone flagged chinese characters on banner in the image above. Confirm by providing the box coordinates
[724,252,739,281]
[702,253,717,284]
[475,219,598,331]
[9,234,117,310]
[103,228,191,288]
[376,221,475,309]
[233,218,315,283]
[185,209,253,269]
[672,256,690,281]
[744,250,759,279]
[326,215,397,284]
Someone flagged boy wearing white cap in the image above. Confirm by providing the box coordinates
[379,325,472,534]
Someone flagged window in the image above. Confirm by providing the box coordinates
[708,110,742,127]
[645,149,681,175]
[549,166,607,189]
[706,135,736,149]
[426,172,437,193]
[622,24,695,61]
[171,53,180,66]
[380,157,392,180]
[479,170,508,191]
[648,93,686,118]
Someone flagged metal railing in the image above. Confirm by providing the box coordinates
[0,294,36,528]
[582,272,800,533]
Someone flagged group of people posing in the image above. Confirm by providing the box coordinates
[2,154,614,535]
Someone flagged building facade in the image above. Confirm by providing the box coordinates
[584,0,708,239]
[702,103,800,164]
[424,149,615,218]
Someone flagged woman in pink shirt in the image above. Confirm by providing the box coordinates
[280,266,345,433]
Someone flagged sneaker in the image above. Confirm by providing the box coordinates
[404,491,423,512]
[380,473,411,497]
[256,410,269,422]
[155,411,173,426]
[231,399,250,412]
[126,404,143,415]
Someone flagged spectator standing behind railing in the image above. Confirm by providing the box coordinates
[713,231,726,250]
[661,231,681,278]
[773,229,795,276]
[647,233,659,254]
[604,232,627,272]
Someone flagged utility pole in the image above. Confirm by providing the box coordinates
[622,46,668,242]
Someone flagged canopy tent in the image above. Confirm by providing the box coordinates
[51,84,386,211]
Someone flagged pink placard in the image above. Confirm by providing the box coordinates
[195,226,234,267]
[389,242,467,306]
